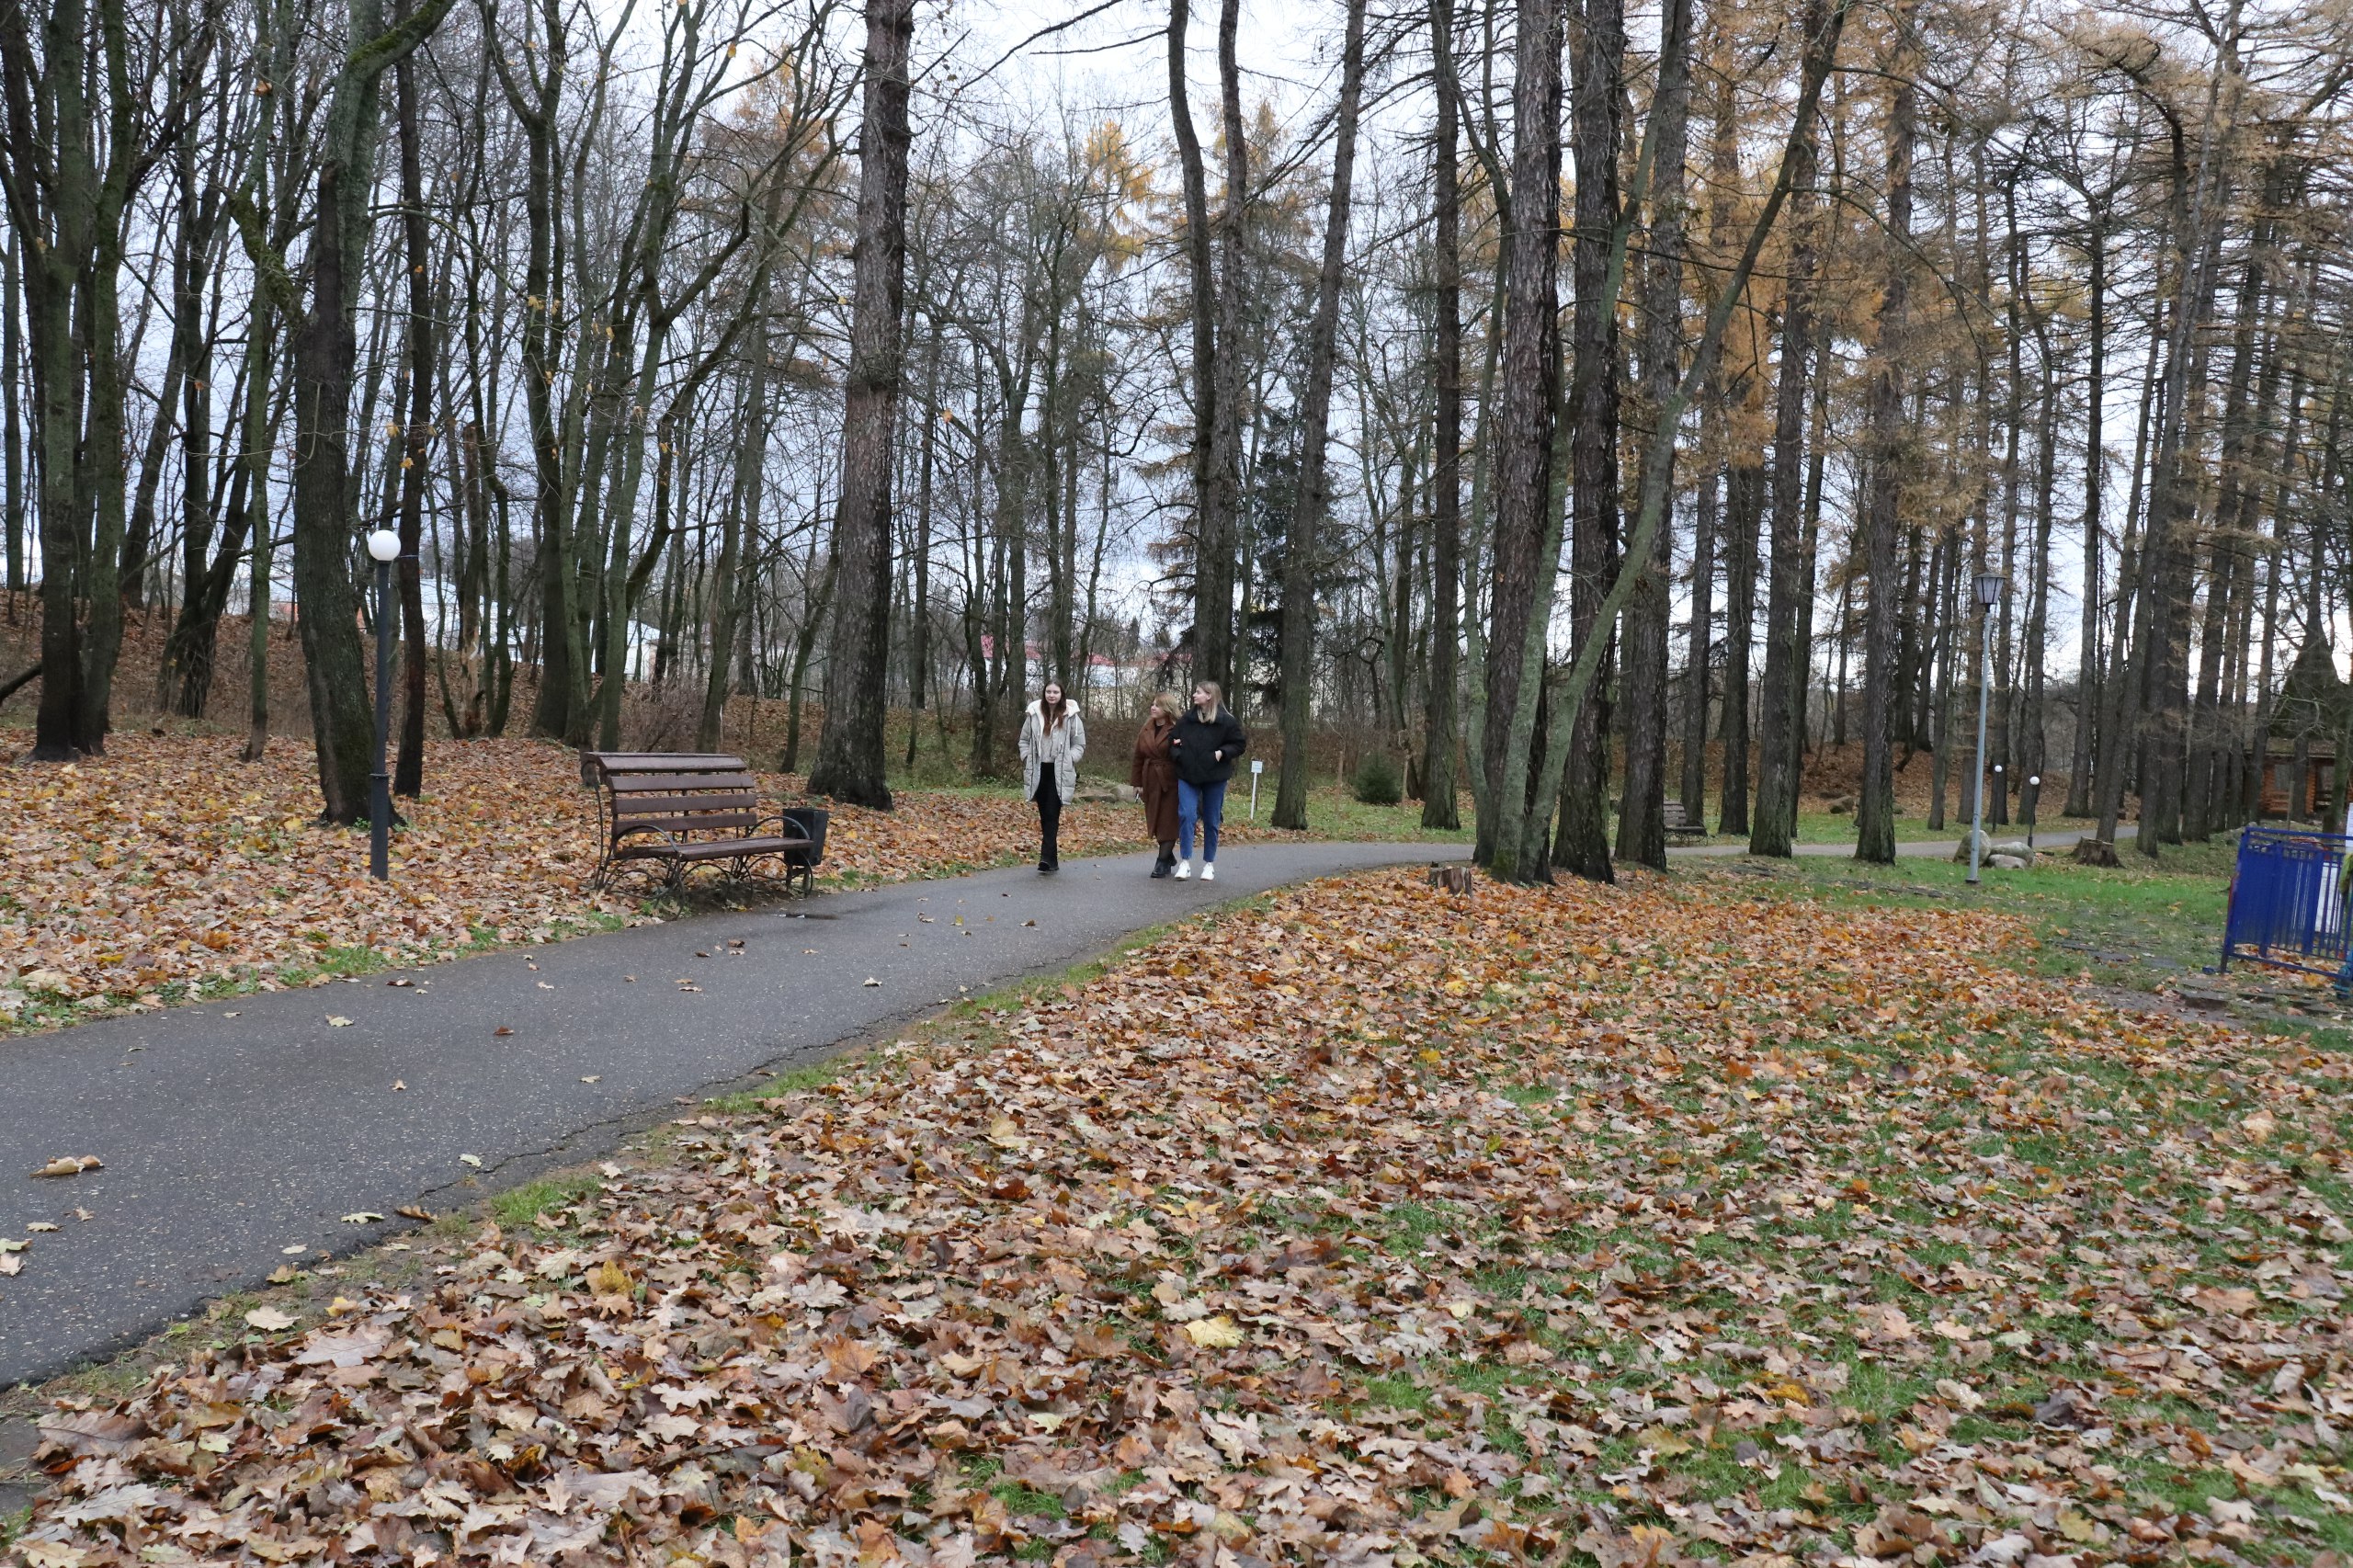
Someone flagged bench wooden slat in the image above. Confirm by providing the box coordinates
[589,752,743,767]
[616,812,765,835]
[600,761,753,778]
[614,813,762,833]
[613,791,761,815]
[616,835,809,864]
[580,750,749,787]
[606,771,759,793]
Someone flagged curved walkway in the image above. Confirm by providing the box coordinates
[0,841,1465,1388]
[0,824,2137,1388]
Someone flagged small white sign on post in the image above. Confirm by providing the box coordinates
[1250,758,1265,819]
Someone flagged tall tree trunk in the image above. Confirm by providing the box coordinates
[1271,0,1366,830]
[1718,462,1760,834]
[1685,38,1739,828]
[392,43,432,799]
[2118,9,2241,858]
[1475,0,1563,877]
[905,325,939,770]
[157,103,226,712]
[1791,301,1833,776]
[2091,283,2165,846]
[283,0,455,821]
[4,0,100,756]
[1747,29,1822,859]
[1167,0,1227,699]
[240,222,286,760]
[1196,0,1248,693]
[1711,26,1761,839]
[493,0,575,743]
[1614,0,1691,872]
[1551,0,1626,884]
[1420,0,1463,832]
[2063,218,2106,818]
[2020,345,2055,831]
[1926,529,1953,828]
[0,233,18,597]
[805,0,915,809]
[1680,467,1716,819]
[1986,181,2026,830]
[1853,0,1914,864]
[2188,157,2283,836]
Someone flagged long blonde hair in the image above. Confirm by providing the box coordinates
[1151,691,1184,722]
[1191,679,1223,717]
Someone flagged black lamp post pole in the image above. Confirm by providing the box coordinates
[370,555,394,881]
[1966,573,2003,887]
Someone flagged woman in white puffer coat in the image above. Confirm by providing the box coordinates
[1018,680,1086,874]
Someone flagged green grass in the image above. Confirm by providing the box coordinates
[704,1058,851,1115]
[1241,785,1473,843]
[992,1483,1066,1518]
[1358,1375,1434,1412]
[1719,838,2236,993]
[1790,808,2101,847]
[488,1172,607,1233]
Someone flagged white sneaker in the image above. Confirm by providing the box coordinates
[1174,859,1192,880]
[1201,862,1215,881]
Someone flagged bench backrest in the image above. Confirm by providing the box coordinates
[593,753,764,844]
[579,750,745,788]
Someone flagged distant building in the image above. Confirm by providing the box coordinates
[2253,621,2347,820]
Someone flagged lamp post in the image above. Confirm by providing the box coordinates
[365,528,402,881]
[2025,773,2040,852]
[1968,570,2004,887]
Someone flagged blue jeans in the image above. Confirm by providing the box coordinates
[1177,779,1226,862]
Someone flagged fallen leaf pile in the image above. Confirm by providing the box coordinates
[0,734,1185,1027]
[17,866,2350,1568]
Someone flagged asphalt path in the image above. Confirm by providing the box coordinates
[0,839,1467,1389]
[0,821,2135,1389]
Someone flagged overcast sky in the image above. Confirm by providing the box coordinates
[926,0,1339,157]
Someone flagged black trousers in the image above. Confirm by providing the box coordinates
[1033,771,1062,867]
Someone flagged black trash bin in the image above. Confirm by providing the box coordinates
[777,806,829,896]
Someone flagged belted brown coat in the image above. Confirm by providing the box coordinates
[1130,713,1180,845]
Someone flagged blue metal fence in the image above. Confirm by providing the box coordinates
[2222,826,2353,979]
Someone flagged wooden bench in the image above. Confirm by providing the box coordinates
[580,751,821,894]
[1661,800,1710,840]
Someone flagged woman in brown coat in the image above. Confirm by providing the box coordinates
[1131,692,1183,877]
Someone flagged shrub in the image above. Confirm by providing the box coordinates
[1351,752,1404,806]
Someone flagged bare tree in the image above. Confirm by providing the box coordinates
[806,0,915,808]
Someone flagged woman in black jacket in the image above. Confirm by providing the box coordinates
[1167,680,1247,881]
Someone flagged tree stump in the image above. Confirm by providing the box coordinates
[2071,838,2120,868]
[1428,864,1474,895]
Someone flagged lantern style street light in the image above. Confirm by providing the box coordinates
[365,528,402,881]
[2026,773,2041,851]
[1968,571,2006,887]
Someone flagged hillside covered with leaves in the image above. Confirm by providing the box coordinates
[11,866,2348,1566]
